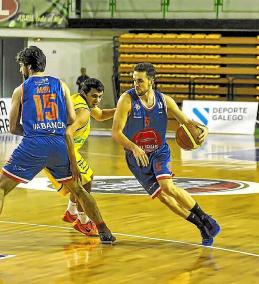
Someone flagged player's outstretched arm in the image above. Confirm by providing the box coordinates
[91,107,116,121]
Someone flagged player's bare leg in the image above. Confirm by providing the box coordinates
[72,180,98,236]
[158,180,196,210]
[62,192,78,223]
[0,175,20,214]
[157,179,220,246]
[65,179,115,243]
[157,191,190,218]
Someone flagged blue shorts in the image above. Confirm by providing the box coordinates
[2,136,72,183]
[126,143,173,198]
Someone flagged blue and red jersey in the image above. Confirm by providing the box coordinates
[123,88,168,153]
[22,76,67,137]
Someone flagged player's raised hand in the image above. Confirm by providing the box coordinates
[132,145,149,167]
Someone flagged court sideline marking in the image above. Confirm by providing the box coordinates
[0,220,258,258]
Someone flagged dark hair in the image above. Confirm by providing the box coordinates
[16,46,46,72]
[80,78,104,94]
[134,62,156,79]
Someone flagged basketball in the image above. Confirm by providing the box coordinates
[175,122,205,151]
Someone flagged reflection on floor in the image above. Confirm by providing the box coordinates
[0,133,258,284]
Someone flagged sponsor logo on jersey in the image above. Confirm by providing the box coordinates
[33,121,66,130]
[132,128,162,153]
[134,104,141,111]
[34,78,49,85]
[133,103,142,118]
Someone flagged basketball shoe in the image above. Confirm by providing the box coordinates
[63,210,77,223]
[202,215,221,238]
[198,225,214,246]
[99,231,116,244]
[73,219,98,237]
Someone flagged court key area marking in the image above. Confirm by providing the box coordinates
[17,176,259,196]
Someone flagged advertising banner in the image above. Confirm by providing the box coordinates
[0,0,68,28]
[182,100,258,134]
[0,98,11,133]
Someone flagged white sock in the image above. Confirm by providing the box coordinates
[78,212,90,224]
[67,200,78,215]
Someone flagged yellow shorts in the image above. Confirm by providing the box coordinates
[75,151,93,185]
[44,150,93,196]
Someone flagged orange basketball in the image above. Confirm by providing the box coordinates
[175,122,204,151]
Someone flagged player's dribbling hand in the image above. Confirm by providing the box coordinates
[190,120,208,144]
[132,145,149,167]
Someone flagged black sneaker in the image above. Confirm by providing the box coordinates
[99,232,116,244]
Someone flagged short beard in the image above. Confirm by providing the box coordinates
[136,89,148,97]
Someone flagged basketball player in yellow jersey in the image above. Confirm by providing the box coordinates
[44,78,116,236]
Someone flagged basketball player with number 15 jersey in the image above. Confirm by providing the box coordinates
[0,46,115,244]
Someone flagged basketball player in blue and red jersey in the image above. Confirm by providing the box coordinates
[112,62,220,246]
[0,46,115,244]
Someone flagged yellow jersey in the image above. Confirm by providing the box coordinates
[44,93,93,196]
[71,93,91,150]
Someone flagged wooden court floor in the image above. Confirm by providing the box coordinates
[0,133,258,284]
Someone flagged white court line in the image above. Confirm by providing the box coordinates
[115,233,259,258]
[0,254,16,260]
[0,220,258,258]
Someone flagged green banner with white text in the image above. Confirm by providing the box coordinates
[0,0,68,28]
